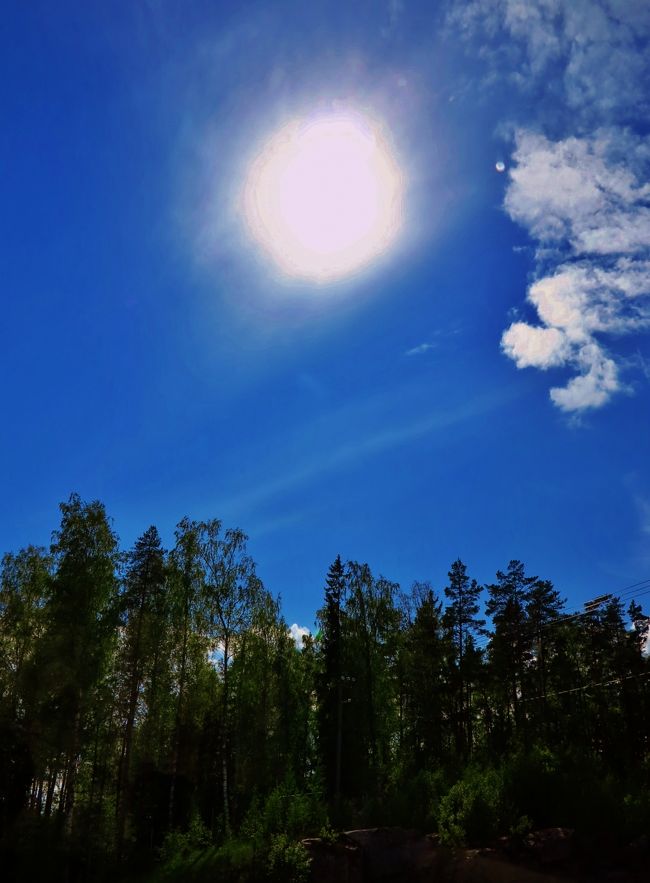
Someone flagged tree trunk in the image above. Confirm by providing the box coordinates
[221,637,231,837]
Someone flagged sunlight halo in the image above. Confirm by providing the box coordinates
[243,111,403,283]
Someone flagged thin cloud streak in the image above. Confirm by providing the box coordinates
[405,342,437,356]
[219,385,518,520]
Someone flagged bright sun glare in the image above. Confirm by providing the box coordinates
[244,111,403,283]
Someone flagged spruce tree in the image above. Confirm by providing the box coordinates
[115,526,166,858]
[316,555,346,803]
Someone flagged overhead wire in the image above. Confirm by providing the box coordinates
[460,578,650,654]
[521,668,650,704]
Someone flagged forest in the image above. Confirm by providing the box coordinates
[1,493,649,882]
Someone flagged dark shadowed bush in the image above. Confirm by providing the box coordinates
[500,745,562,828]
[382,767,448,831]
[240,777,328,842]
[158,815,212,872]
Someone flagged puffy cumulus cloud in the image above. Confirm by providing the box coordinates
[549,344,620,412]
[448,0,650,412]
[505,132,650,256]
[501,130,650,412]
[288,623,311,648]
[501,323,569,369]
[531,264,650,338]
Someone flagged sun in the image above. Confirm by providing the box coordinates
[243,111,403,283]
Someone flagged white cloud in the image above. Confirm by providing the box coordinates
[504,132,650,257]
[288,623,311,648]
[529,264,650,338]
[501,323,569,369]
[405,342,437,356]
[549,343,620,412]
[449,1,650,122]
[500,130,650,411]
[448,2,650,412]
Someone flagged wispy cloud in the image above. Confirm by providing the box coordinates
[218,384,517,519]
[405,342,437,356]
[449,1,650,125]
[638,497,650,537]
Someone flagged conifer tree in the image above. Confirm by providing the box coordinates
[443,559,485,756]
[115,526,166,858]
[316,555,346,803]
[486,560,536,738]
[403,582,449,766]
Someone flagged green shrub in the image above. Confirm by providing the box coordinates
[509,814,533,846]
[212,839,257,881]
[623,792,650,840]
[498,746,650,843]
[158,814,212,871]
[500,745,562,828]
[266,834,311,883]
[318,825,339,845]
[382,765,448,830]
[242,778,327,842]
[438,769,502,847]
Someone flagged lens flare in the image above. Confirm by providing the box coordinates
[244,112,403,282]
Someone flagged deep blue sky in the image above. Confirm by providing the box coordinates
[2,0,649,631]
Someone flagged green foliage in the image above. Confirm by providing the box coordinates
[2,501,650,880]
[499,746,650,843]
[508,814,533,845]
[210,840,256,882]
[267,834,311,883]
[241,778,328,842]
[383,765,448,831]
[318,824,339,845]
[500,744,562,828]
[622,791,650,840]
[159,815,212,871]
[438,768,503,847]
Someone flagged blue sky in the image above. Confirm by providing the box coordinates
[2,0,649,631]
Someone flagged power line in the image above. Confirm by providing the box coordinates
[467,581,650,653]
[522,668,650,703]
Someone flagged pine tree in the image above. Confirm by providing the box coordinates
[486,560,536,738]
[443,559,485,757]
[524,578,565,731]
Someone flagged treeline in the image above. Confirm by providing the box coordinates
[1,494,649,880]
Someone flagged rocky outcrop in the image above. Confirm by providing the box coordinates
[522,827,574,866]
[302,828,568,883]
[343,828,441,882]
[301,835,363,883]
